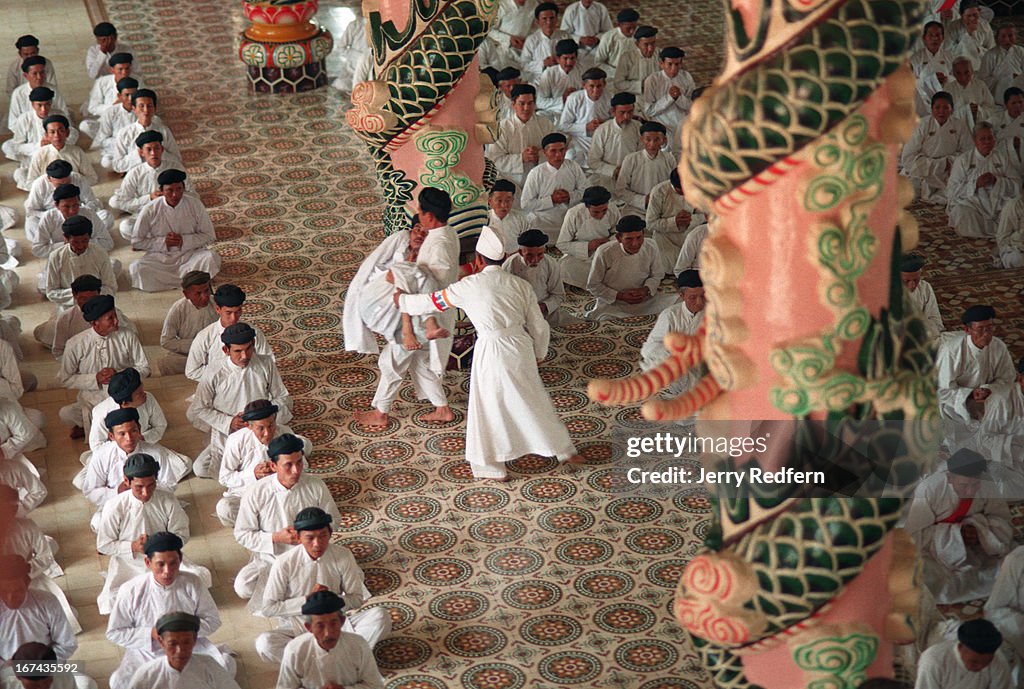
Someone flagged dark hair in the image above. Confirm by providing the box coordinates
[418,187,452,223]
[931,91,954,108]
[1004,86,1024,104]
[131,88,158,107]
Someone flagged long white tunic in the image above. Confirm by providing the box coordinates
[414,224,460,370]
[946,145,1021,237]
[936,330,1016,426]
[342,231,411,356]
[31,207,114,259]
[502,253,567,324]
[52,307,137,359]
[980,44,1024,101]
[915,639,1011,689]
[401,266,577,471]
[521,28,573,83]
[81,73,129,120]
[160,298,218,358]
[5,110,78,164]
[560,1,613,52]
[23,144,97,190]
[910,45,958,115]
[7,81,67,130]
[45,243,117,310]
[616,149,678,214]
[949,18,996,70]
[488,209,530,255]
[111,118,180,173]
[588,117,642,188]
[520,160,588,234]
[945,77,996,129]
[60,328,150,394]
[128,655,240,689]
[80,440,189,510]
[589,27,634,73]
[185,320,274,382]
[25,172,104,231]
[92,103,137,153]
[5,57,57,95]
[614,45,658,96]
[110,158,194,217]
[86,42,138,81]
[556,202,621,287]
[899,115,972,203]
[642,70,695,135]
[646,179,704,273]
[130,195,220,292]
[479,0,537,71]
[996,193,1024,265]
[97,489,189,557]
[985,545,1024,662]
[0,400,40,460]
[218,425,309,497]
[536,64,584,115]
[2,517,62,579]
[641,302,704,395]
[0,339,23,401]
[559,89,611,161]
[0,459,47,515]
[586,240,676,319]
[234,474,342,561]
[278,632,384,689]
[0,590,76,661]
[486,113,557,188]
[331,16,370,92]
[906,279,944,341]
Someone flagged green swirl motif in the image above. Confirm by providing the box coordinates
[415,129,485,208]
[793,633,879,689]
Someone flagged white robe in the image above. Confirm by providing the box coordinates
[3,110,78,165]
[985,545,1024,667]
[642,69,694,151]
[31,207,114,260]
[946,145,1021,238]
[906,279,944,341]
[330,16,369,92]
[616,149,678,214]
[905,469,1013,603]
[44,243,118,310]
[641,303,704,396]
[536,64,584,116]
[51,307,137,359]
[78,439,190,514]
[81,73,134,121]
[486,113,557,188]
[910,46,957,116]
[7,81,67,131]
[128,655,240,689]
[130,195,221,292]
[646,179,705,274]
[93,103,136,156]
[478,0,536,70]
[215,426,310,525]
[5,57,57,95]
[24,171,106,239]
[521,29,573,83]
[21,144,97,191]
[586,240,677,319]
[613,45,658,96]
[996,194,1024,267]
[110,158,193,238]
[159,298,218,360]
[0,458,47,516]
[185,320,274,383]
[278,632,385,689]
[915,639,1011,689]
[556,202,621,287]
[503,253,575,326]
[980,44,1024,101]
[560,1,612,57]
[589,27,633,73]
[110,118,180,173]
[949,18,996,70]
[86,42,138,81]
[944,77,996,129]
[899,115,972,204]
[587,117,642,190]
[0,590,76,661]
[59,328,150,431]
[520,160,588,234]
[558,89,611,162]
[488,209,530,255]
[401,266,577,477]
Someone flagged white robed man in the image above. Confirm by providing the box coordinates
[613,25,658,96]
[585,215,677,320]
[187,323,292,479]
[900,253,944,341]
[615,121,676,215]
[1,641,98,689]
[995,179,1024,268]
[255,507,391,663]
[520,132,587,234]
[948,0,995,70]
[91,77,139,161]
[84,366,165,453]
[215,400,311,527]
[535,39,584,117]
[946,120,1021,238]
[42,213,117,315]
[915,618,1011,689]
[129,168,221,292]
[86,22,135,81]
[0,467,47,518]
[398,226,585,480]
[232,434,343,601]
[900,91,972,204]
[277,591,385,689]
[32,184,117,292]
[95,454,212,615]
[4,35,57,95]
[24,160,108,245]
[109,131,191,241]
[486,182,530,254]
[588,91,642,189]
[980,25,1024,103]
[556,185,620,287]
[0,556,76,664]
[77,409,189,532]
[486,84,556,189]
[329,14,368,92]
[944,56,995,130]
[58,295,149,438]
[185,284,274,382]
[521,3,573,83]
[560,0,612,64]
[342,210,454,429]
[40,275,138,360]
[478,0,536,72]
[640,271,706,396]
[558,68,611,164]
[107,532,236,689]
[995,87,1024,158]
[21,116,96,192]
[3,87,77,169]
[641,46,694,153]
[911,21,957,116]
[128,612,241,689]
[157,271,217,376]
[589,8,639,75]
[80,52,137,126]
[984,545,1024,683]
[904,448,1012,603]
[0,399,46,480]
[109,89,180,174]
[503,229,577,327]
[7,57,66,132]
[647,169,705,275]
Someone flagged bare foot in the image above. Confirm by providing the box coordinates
[353,409,390,427]
[564,454,586,465]
[402,332,423,351]
[421,406,455,423]
[425,324,450,340]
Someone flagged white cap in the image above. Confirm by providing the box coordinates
[475,226,506,261]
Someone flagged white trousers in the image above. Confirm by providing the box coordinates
[371,343,448,414]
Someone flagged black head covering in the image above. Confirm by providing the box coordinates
[62,215,92,236]
[510,84,536,100]
[82,295,115,322]
[610,92,636,107]
[46,160,73,178]
[241,399,278,422]
[294,507,333,532]
[135,130,163,148]
[221,323,256,346]
[617,9,639,22]
[124,453,159,479]
[676,270,702,289]
[640,120,667,135]
[517,229,548,247]
[541,132,567,148]
[155,612,200,635]
[555,39,578,56]
[71,274,102,294]
[117,77,139,92]
[582,186,611,205]
[144,531,184,557]
[15,35,39,49]
[616,215,646,234]
[21,55,45,72]
[42,114,69,130]
[900,253,926,272]
[491,179,516,194]
[957,618,1002,654]
[634,26,658,39]
[52,184,80,203]
[301,590,345,615]
[268,433,305,460]
[107,368,142,404]
[947,448,987,477]
[107,52,133,67]
[93,22,117,37]
[214,284,246,307]
[104,406,140,431]
[660,46,685,59]
[157,169,186,186]
[961,305,996,325]
[28,86,53,102]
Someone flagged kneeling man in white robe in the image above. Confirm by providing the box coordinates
[503,228,577,327]
[946,120,1021,238]
[900,253,944,341]
[128,612,241,689]
[585,214,677,319]
[915,618,1011,689]
[640,270,705,396]
[899,91,972,204]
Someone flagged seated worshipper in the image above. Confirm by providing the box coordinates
[588,91,642,189]
[984,544,1024,680]
[980,25,1024,103]
[503,229,576,326]
[557,185,621,287]
[560,0,612,63]
[127,612,241,689]
[486,84,556,189]
[521,3,573,83]
[559,67,611,164]
[187,323,292,479]
[904,448,1012,603]
[590,8,640,75]
[43,216,117,312]
[520,132,588,234]
[19,116,96,192]
[0,556,76,663]
[478,0,535,73]
[900,253,944,341]
[24,160,107,240]
[37,275,137,359]
[5,36,56,96]
[586,215,676,319]
[946,121,1021,238]
[900,91,972,204]
[186,284,273,382]
[277,591,385,689]
[215,400,310,527]
[255,508,391,663]
[616,121,677,215]
[233,434,342,601]
[329,14,368,92]
[915,618,1011,689]
[80,52,138,127]
[0,462,46,517]
[949,0,996,71]
[7,57,66,132]
[647,169,705,275]
[31,185,116,291]
[994,87,1024,156]
[673,217,709,272]
[90,77,138,160]
[342,212,454,429]
[95,454,211,615]
[641,46,694,152]
[86,367,167,454]
[109,89,181,174]
[129,169,221,292]
[493,67,523,122]
[946,56,996,129]
[487,182,530,255]
[109,131,190,241]
[107,533,235,689]
[0,397,47,479]
[58,295,149,437]
[995,180,1024,267]
[614,25,658,96]
[912,22,957,116]
[0,354,45,450]
[1,643,97,689]
[640,270,705,396]
[3,87,77,171]
[536,39,583,117]
[157,271,217,376]
[86,22,136,81]
[398,227,585,480]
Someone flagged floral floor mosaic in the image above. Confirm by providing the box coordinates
[94,0,1024,687]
